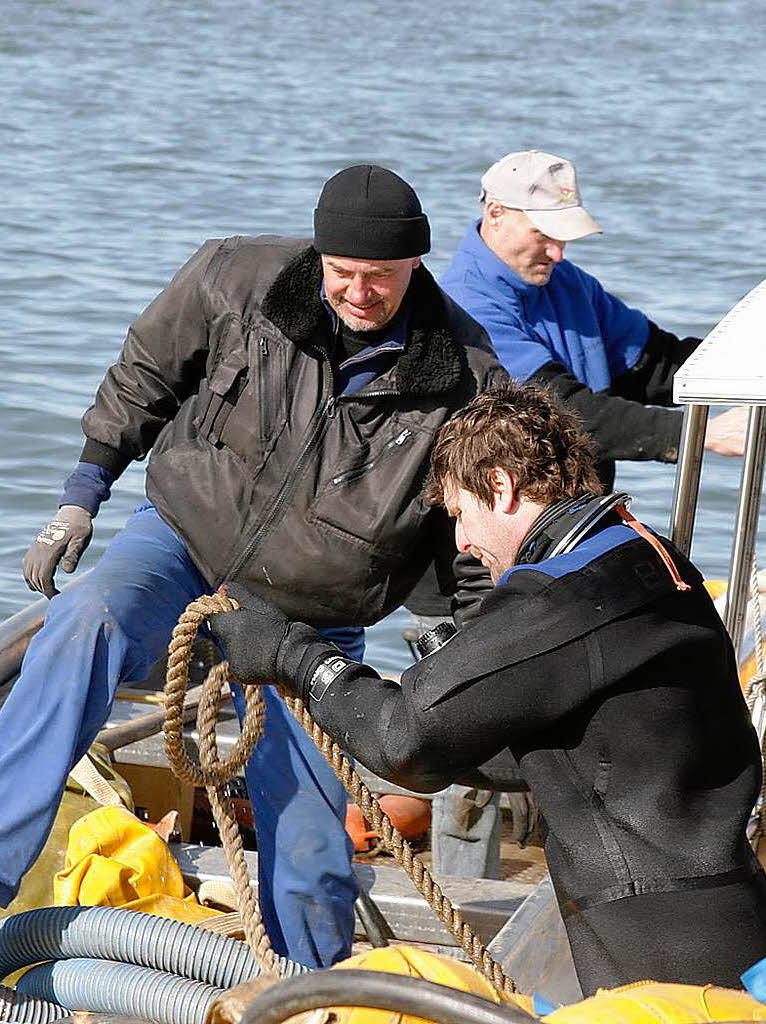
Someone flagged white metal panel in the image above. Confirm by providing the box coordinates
[674,277,766,405]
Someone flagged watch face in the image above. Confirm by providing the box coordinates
[416,622,457,659]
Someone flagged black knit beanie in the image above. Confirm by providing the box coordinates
[314,164,431,259]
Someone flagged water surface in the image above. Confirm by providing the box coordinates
[2,0,765,673]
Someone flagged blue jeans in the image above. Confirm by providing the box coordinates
[0,505,360,967]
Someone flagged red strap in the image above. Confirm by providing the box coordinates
[616,505,692,592]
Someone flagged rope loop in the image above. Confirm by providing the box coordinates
[164,594,518,996]
[163,592,279,975]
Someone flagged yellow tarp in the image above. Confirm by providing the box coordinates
[54,804,221,925]
[544,980,766,1023]
[310,944,534,1024]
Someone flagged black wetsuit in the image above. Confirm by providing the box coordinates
[280,503,766,994]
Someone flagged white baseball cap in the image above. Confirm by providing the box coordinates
[480,150,602,242]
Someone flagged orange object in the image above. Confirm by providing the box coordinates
[378,795,431,840]
[345,796,431,852]
[616,505,690,591]
[345,804,377,852]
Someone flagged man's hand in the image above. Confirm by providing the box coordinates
[704,406,749,456]
[208,582,292,683]
[23,505,93,599]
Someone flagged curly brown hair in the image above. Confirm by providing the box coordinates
[427,381,602,508]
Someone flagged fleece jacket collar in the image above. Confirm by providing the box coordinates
[260,245,466,398]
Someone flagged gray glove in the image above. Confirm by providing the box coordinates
[23,505,93,598]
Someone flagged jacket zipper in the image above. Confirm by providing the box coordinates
[226,348,336,580]
[337,341,404,373]
[226,356,401,579]
[347,389,398,402]
[332,428,413,486]
[257,336,270,442]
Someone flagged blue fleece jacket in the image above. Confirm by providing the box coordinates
[440,221,649,392]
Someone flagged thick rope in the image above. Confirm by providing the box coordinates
[163,594,517,997]
[745,562,766,843]
[279,690,516,995]
[163,595,280,976]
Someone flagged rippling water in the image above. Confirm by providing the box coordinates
[2,0,765,674]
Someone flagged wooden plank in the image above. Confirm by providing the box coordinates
[118,762,195,841]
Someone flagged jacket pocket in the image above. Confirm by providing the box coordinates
[194,320,289,466]
[146,440,254,586]
[253,333,287,446]
[195,348,249,446]
[331,427,414,486]
[308,422,432,555]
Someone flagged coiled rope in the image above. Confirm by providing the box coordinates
[162,593,517,997]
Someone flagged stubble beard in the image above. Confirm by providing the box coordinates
[519,263,554,286]
[336,301,391,332]
[338,312,382,331]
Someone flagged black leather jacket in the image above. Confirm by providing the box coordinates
[79,236,507,625]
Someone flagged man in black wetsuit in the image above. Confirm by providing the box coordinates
[210,381,766,995]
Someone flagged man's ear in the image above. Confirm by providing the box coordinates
[489,467,515,513]
[485,200,505,226]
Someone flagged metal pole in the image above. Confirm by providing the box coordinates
[724,406,766,657]
[0,571,93,686]
[669,404,709,556]
[0,596,48,685]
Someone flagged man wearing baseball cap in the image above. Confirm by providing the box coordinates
[433,150,748,880]
[441,150,746,489]
[481,149,603,251]
[7,165,507,966]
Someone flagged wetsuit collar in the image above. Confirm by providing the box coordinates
[516,492,632,565]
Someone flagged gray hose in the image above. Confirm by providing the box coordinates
[16,960,217,1024]
[0,983,67,1023]
[0,907,307,988]
[55,1016,152,1024]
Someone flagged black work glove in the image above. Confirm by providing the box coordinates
[208,582,293,684]
[23,505,93,599]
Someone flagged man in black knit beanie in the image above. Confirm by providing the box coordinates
[12,164,507,970]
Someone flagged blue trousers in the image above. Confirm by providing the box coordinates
[431,786,501,879]
[0,505,360,967]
